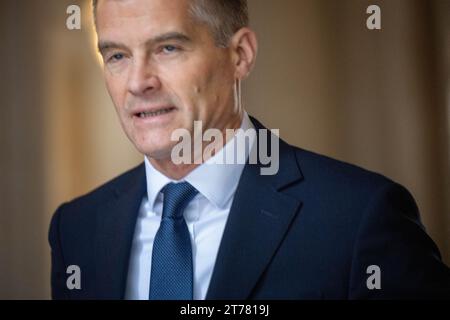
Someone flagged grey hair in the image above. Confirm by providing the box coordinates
[188,0,249,47]
[92,0,249,47]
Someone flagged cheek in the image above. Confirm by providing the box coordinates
[189,67,226,101]
[194,69,233,109]
[160,71,200,114]
[105,73,127,112]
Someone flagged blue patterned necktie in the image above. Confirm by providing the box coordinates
[149,182,198,300]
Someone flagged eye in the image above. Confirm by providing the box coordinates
[162,45,179,54]
[108,53,125,63]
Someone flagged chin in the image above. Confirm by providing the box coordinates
[135,140,176,161]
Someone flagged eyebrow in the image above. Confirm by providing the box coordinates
[97,32,192,54]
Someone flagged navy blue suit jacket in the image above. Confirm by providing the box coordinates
[49,118,450,299]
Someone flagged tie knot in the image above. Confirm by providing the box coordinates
[162,182,198,219]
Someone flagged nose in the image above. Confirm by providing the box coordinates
[127,57,161,96]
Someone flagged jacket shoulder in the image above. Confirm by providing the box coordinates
[292,146,396,194]
[54,162,145,217]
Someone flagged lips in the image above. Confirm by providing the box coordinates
[132,106,177,119]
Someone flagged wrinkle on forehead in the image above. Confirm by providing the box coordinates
[96,0,203,46]
[96,0,190,28]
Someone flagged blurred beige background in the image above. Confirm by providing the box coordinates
[0,0,449,299]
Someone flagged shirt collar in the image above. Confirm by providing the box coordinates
[144,157,173,210]
[144,112,255,210]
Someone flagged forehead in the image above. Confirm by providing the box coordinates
[96,0,195,38]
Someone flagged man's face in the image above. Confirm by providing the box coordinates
[96,0,240,160]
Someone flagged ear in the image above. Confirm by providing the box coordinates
[230,27,258,80]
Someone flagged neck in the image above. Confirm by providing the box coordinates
[148,160,199,181]
[148,115,243,180]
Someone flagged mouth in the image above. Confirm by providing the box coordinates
[133,106,177,119]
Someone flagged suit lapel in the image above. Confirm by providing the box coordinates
[206,119,304,299]
[94,164,146,299]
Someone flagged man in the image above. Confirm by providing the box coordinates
[49,0,450,299]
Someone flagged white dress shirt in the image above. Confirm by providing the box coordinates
[125,112,255,300]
